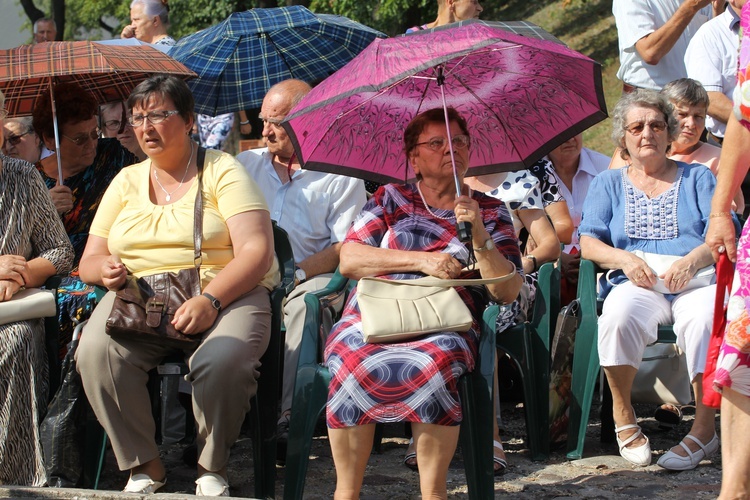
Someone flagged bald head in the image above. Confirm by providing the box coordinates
[266,79,312,111]
[261,79,311,161]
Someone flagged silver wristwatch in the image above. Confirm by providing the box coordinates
[474,238,494,252]
[295,266,307,284]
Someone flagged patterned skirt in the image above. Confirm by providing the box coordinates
[324,292,478,429]
[0,319,48,486]
[714,221,750,397]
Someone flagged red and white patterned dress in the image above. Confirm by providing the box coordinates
[324,183,521,428]
[714,2,750,398]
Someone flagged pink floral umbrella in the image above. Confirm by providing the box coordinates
[283,21,607,186]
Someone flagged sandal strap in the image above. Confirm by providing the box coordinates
[683,434,708,454]
[615,424,643,449]
[614,423,640,434]
[493,439,504,452]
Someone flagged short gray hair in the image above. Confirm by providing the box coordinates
[661,78,709,108]
[33,17,57,33]
[611,88,678,160]
[130,0,169,25]
[5,116,34,133]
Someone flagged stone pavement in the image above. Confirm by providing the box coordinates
[0,402,722,499]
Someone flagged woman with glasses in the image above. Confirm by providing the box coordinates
[100,101,146,161]
[77,75,277,497]
[2,116,42,164]
[324,107,523,499]
[31,82,136,360]
[579,89,731,469]
[610,78,745,212]
[0,91,74,486]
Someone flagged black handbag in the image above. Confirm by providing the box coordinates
[105,147,206,350]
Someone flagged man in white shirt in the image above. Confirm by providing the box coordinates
[613,0,718,91]
[685,3,741,143]
[236,79,366,461]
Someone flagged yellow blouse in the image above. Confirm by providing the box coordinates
[89,149,279,291]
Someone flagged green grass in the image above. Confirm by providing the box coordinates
[496,0,620,156]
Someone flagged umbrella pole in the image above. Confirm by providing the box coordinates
[437,68,471,243]
[49,80,63,184]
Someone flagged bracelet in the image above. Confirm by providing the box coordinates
[709,212,732,219]
[525,254,538,273]
[240,120,250,125]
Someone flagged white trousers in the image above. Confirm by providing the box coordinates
[598,281,715,382]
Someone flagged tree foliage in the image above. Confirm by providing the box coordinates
[23,0,529,41]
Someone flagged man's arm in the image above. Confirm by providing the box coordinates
[296,243,342,279]
[635,0,713,65]
[707,90,733,125]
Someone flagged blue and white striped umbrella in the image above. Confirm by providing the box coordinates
[170,6,386,116]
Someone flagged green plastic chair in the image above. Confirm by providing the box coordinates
[485,261,560,462]
[565,259,678,460]
[85,222,295,498]
[284,270,496,500]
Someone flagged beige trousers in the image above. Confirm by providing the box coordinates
[76,286,271,472]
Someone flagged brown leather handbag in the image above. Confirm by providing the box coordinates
[105,147,206,350]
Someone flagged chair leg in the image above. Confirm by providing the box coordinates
[566,326,600,460]
[283,365,331,500]
[459,370,494,500]
[250,394,277,499]
[83,414,107,490]
[521,329,550,461]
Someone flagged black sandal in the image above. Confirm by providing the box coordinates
[654,403,683,429]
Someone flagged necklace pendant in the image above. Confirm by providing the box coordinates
[165,194,171,202]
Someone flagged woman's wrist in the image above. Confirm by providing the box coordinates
[524,254,538,272]
[708,211,732,219]
[240,120,250,125]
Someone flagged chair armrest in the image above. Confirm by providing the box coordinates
[298,268,352,368]
[528,261,560,350]
[577,259,600,327]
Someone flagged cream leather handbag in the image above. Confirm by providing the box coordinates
[358,271,516,344]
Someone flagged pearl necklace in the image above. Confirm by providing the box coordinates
[153,142,193,202]
[416,181,456,220]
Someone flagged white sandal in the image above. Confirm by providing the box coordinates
[195,472,230,497]
[123,473,166,494]
[493,439,508,476]
[656,433,719,471]
[614,423,651,466]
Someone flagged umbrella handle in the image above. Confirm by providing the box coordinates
[456,221,472,243]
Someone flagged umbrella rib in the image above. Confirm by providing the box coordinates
[265,33,296,79]
[452,71,527,164]
[331,73,435,122]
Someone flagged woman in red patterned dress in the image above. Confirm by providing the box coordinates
[324,108,523,499]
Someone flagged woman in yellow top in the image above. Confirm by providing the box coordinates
[76,75,278,497]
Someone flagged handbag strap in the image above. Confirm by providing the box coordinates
[193,146,206,270]
[361,269,516,288]
[711,252,734,333]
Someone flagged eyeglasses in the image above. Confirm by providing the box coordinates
[624,120,667,136]
[414,135,470,152]
[62,128,100,146]
[128,110,180,127]
[4,130,32,147]
[102,119,132,132]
